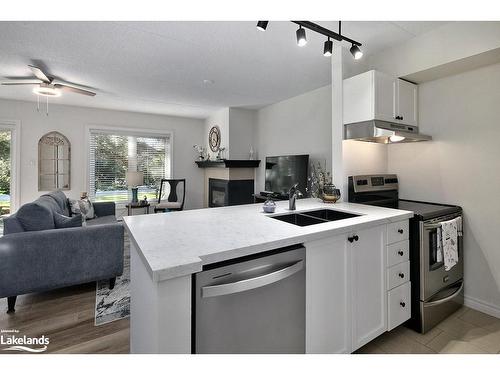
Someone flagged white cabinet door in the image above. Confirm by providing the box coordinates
[374,71,397,123]
[305,235,351,353]
[396,79,418,127]
[350,225,387,351]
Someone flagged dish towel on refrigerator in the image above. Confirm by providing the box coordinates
[439,217,462,271]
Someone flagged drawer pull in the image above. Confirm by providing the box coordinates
[398,250,404,256]
[398,229,404,234]
[400,301,406,308]
[399,272,405,278]
[353,235,359,242]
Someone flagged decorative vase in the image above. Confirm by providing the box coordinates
[322,183,341,203]
[263,198,276,213]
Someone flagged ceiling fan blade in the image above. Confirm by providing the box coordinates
[1,79,43,85]
[28,65,51,83]
[53,83,96,97]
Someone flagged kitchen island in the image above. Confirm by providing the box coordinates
[123,198,413,354]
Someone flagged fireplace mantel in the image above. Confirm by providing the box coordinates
[195,160,260,169]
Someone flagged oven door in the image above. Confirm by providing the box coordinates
[420,213,464,301]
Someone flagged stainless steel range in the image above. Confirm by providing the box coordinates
[348,174,463,333]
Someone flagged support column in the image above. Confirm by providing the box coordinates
[331,41,346,199]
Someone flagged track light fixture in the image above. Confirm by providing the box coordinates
[296,26,307,47]
[257,21,363,59]
[256,21,268,31]
[350,43,363,60]
[323,37,333,57]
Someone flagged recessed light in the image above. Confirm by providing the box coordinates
[203,79,215,85]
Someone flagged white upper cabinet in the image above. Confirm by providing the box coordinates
[344,70,418,127]
[396,79,418,127]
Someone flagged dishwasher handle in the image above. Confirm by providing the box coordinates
[201,260,304,298]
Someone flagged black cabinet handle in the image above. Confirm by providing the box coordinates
[398,229,404,234]
[348,236,354,243]
[399,272,405,278]
[353,235,359,242]
[398,250,404,256]
[401,116,404,120]
[400,301,406,308]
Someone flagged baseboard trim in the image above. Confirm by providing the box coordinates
[464,294,500,319]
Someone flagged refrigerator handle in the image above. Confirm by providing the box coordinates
[201,260,304,298]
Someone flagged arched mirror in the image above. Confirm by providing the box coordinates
[38,131,71,191]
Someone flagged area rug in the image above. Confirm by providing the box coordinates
[95,235,130,326]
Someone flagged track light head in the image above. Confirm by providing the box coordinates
[296,26,307,47]
[256,21,269,31]
[323,38,333,57]
[350,44,363,60]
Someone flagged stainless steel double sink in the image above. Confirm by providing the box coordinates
[270,209,361,227]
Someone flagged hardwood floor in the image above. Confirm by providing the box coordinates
[2,283,499,354]
[0,283,129,354]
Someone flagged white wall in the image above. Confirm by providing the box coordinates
[228,108,256,160]
[343,141,388,177]
[254,85,332,193]
[0,98,205,210]
[388,63,500,314]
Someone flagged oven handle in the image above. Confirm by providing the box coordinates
[423,281,464,307]
[424,223,442,230]
[201,260,304,298]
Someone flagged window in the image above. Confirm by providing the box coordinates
[88,129,171,202]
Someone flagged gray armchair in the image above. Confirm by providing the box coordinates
[0,191,124,313]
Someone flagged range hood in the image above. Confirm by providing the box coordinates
[344,120,432,144]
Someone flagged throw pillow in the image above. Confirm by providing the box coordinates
[54,212,83,229]
[69,198,82,216]
[78,198,96,220]
[69,198,96,220]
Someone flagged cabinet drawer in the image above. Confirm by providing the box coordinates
[387,220,409,244]
[386,240,409,267]
[387,261,410,290]
[388,282,411,331]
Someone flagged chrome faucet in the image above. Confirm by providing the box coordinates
[288,183,300,211]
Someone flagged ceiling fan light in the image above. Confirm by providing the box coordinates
[33,85,61,97]
[350,44,363,60]
[296,27,307,47]
[256,21,269,31]
[323,39,333,57]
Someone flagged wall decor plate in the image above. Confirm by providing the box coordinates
[208,126,221,152]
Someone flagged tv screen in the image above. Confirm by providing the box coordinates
[265,155,309,197]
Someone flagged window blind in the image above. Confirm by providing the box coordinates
[89,130,170,202]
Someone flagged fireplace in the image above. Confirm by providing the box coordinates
[208,178,254,207]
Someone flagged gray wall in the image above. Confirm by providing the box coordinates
[254,85,332,193]
[0,98,205,210]
[387,63,500,314]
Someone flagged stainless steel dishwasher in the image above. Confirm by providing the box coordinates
[193,245,306,354]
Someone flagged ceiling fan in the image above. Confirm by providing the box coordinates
[1,65,96,115]
[1,65,96,97]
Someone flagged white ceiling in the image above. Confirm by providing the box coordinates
[0,21,447,119]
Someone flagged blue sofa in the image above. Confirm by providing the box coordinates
[0,191,124,313]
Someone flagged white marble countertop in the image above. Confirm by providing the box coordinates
[123,198,413,282]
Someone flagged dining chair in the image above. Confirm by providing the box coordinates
[154,179,186,213]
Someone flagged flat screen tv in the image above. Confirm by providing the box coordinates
[265,154,309,198]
